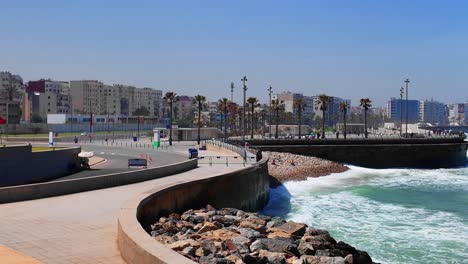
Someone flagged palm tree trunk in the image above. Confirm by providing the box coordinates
[251,104,254,139]
[322,109,325,139]
[275,109,279,139]
[298,109,302,139]
[224,108,227,138]
[197,103,201,145]
[344,112,347,139]
[169,101,173,146]
[364,109,368,138]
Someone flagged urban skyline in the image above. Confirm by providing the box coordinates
[2,1,468,106]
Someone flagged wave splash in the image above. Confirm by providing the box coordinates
[265,164,468,264]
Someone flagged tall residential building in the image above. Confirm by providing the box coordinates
[274,91,303,114]
[419,99,448,124]
[455,102,468,125]
[386,98,420,124]
[70,80,105,115]
[0,71,24,124]
[312,96,350,126]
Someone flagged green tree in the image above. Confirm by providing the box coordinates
[360,98,372,138]
[271,99,285,139]
[316,94,330,138]
[193,95,206,144]
[163,92,179,146]
[294,98,306,139]
[217,98,230,138]
[132,106,150,116]
[31,113,43,123]
[339,102,349,139]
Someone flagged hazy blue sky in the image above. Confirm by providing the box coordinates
[1,0,467,106]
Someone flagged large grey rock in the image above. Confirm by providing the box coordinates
[249,238,298,255]
[298,240,315,255]
[298,255,349,264]
[238,228,261,241]
[258,249,286,264]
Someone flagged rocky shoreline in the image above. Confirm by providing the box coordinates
[151,205,374,264]
[266,152,348,185]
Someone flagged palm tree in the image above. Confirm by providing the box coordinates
[163,92,179,146]
[217,98,230,138]
[227,102,239,136]
[247,97,260,139]
[271,99,285,139]
[339,102,349,139]
[294,98,306,139]
[193,95,206,145]
[360,98,372,138]
[316,94,330,138]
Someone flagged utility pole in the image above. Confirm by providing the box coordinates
[400,86,404,136]
[230,82,234,102]
[267,85,273,138]
[241,76,248,141]
[405,78,410,138]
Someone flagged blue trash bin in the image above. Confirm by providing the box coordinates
[133,136,137,142]
[188,148,198,159]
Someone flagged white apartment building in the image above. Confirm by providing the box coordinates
[418,99,448,124]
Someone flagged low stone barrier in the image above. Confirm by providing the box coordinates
[117,154,269,264]
[0,144,81,187]
[0,159,197,204]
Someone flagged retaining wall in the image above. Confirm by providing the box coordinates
[0,144,81,187]
[228,139,468,168]
[0,159,197,204]
[117,154,269,264]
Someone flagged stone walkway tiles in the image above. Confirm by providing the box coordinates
[0,161,247,263]
[0,244,42,264]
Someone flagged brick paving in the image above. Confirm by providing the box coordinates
[0,149,244,264]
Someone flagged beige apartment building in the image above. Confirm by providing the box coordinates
[0,71,24,124]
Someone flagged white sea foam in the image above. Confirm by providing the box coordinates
[275,165,468,264]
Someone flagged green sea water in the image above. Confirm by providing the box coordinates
[262,165,468,264]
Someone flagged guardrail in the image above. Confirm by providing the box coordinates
[226,134,466,146]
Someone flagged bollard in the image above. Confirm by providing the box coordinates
[209,157,212,166]
[226,157,228,167]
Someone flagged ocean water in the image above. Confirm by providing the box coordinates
[261,163,468,264]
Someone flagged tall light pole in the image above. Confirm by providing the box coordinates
[267,85,273,138]
[230,82,234,102]
[241,76,248,141]
[400,86,404,136]
[405,78,410,137]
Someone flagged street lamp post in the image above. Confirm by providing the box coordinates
[267,85,273,138]
[400,86,404,136]
[241,76,248,141]
[405,78,410,137]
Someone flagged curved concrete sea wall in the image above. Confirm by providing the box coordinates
[0,159,197,204]
[117,155,269,264]
[0,144,81,187]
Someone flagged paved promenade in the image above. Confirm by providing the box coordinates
[0,147,244,264]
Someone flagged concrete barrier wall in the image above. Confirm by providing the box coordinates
[117,155,270,264]
[0,159,198,204]
[255,143,468,168]
[0,145,81,187]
